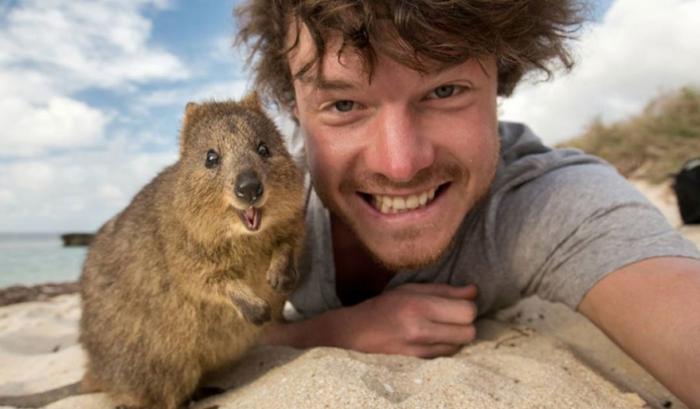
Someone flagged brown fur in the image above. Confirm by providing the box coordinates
[0,95,305,409]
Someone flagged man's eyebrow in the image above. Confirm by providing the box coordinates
[315,78,360,91]
[295,72,361,91]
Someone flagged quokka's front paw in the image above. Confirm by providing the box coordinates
[267,265,298,293]
[231,296,271,326]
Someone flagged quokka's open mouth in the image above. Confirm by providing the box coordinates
[238,207,262,231]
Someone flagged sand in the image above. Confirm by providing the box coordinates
[0,180,697,409]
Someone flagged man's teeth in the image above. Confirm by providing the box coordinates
[372,188,438,214]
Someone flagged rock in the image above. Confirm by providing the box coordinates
[0,282,80,306]
[60,233,94,247]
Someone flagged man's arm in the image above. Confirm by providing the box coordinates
[263,283,478,358]
[578,256,700,409]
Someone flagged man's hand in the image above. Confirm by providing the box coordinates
[262,283,478,358]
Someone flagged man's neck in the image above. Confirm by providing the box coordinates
[331,214,396,306]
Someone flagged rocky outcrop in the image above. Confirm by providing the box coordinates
[0,282,79,306]
[60,233,94,247]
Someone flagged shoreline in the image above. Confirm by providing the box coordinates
[0,281,79,307]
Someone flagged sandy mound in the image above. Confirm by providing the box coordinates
[0,294,656,409]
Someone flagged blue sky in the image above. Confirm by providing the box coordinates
[1,0,698,233]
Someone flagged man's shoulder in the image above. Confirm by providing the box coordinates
[495,121,611,190]
[490,123,649,246]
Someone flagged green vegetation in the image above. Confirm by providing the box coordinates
[560,87,700,183]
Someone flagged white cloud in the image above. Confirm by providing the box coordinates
[0,0,188,157]
[139,79,250,109]
[210,35,240,63]
[499,0,700,145]
[98,184,127,203]
[4,162,55,192]
[0,96,108,156]
[0,0,186,90]
[0,69,58,103]
[0,190,17,207]
[0,142,178,232]
[196,80,252,102]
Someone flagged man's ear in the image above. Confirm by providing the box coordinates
[180,102,199,155]
[292,101,299,123]
[290,102,300,126]
[239,92,261,111]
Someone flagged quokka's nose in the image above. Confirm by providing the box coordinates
[234,170,264,205]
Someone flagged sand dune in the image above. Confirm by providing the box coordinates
[0,294,659,409]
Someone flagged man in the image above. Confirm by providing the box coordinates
[235,1,700,406]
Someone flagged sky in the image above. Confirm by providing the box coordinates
[0,0,698,233]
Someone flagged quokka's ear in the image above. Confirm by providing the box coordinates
[239,92,261,111]
[180,102,200,155]
[185,101,199,117]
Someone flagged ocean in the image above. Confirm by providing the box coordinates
[0,233,88,288]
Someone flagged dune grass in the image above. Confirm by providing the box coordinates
[559,87,700,183]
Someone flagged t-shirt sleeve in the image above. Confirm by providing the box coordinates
[495,162,700,310]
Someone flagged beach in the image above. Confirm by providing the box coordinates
[0,180,697,409]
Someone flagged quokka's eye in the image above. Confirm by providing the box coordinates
[257,142,271,158]
[205,149,219,169]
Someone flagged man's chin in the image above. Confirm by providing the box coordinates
[328,197,463,271]
[346,214,461,272]
[364,238,454,272]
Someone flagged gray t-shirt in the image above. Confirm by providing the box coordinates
[285,121,700,319]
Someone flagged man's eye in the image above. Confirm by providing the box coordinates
[432,85,456,99]
[333,100,354,112]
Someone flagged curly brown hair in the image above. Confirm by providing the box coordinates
[235,0,587,110]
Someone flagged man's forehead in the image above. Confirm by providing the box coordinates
[293,60,370,91]
[290,48,371,90]
[293,56,484,91]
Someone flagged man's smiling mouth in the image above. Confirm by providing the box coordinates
[359,183,450,214]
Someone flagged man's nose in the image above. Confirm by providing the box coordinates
[364,106,435,183]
